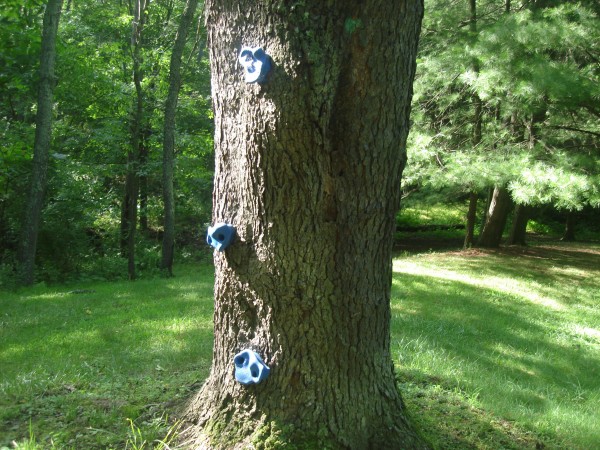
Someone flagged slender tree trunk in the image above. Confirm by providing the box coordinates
[506,103,546,248]
[139,133,149,234]
[182,1,427,448]
[18,0,64,285]
[122,0,147,280]
[463,0,481,250]
[161,0,199,276]
[561,212,576,241]
[507,204,529,246]
[124,155,139,279]
[478,186,512,248]
[464,192,478,248]
[479,186,493,235]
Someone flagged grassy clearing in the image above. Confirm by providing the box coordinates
[1,241,599,449]
[398,202,468,228]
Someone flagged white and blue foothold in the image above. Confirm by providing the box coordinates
[206,223,236,252]
[238,46,272,84]
[233,349,270,385]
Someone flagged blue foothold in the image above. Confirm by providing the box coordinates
[238,46,272,84]
[234,349,270,385]
[207,223,235,251]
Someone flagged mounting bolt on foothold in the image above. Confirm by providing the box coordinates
[206,223,236,251]
[234,349,270,385]
[238,46,272,84]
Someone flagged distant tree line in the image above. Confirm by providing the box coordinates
[1,0,211,286]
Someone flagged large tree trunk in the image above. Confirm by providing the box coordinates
[478,186,512,248]
[18,0,64,285]
[161,0,199,276]
[182,1,426,448]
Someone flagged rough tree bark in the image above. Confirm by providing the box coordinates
[182,1,427,448]
[161,0,200,276]
[18,0,65,285]
[478,186,512,248]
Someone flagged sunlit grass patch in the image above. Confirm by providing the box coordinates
[398,202,468,227]
[392,243,600,449]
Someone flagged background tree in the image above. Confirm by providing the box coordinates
[464,0,482,249]
[122,0,148,280]
[182,0,427,448]
[18,0,65,285]
[161,0,200,276]
[404,0,600,247]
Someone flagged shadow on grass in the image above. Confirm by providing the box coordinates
[400,372,545,450]
[0,264,216,449]
[392,254,600,449]
[3,248,599,449]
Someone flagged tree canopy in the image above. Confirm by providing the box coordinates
[406,0,600,215]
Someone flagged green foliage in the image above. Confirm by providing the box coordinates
[0,0,213,283]
[407,0,600,213]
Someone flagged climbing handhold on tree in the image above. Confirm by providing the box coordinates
[238,46,272,84]
[233,349,270,385]
[206,223,236,251]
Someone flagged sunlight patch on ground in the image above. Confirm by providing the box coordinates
[393,259,565,311]
[548,266,589,279]
[573,325,600,342]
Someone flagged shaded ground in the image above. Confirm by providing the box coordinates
[394,233,465,254]
[394,231,600,262]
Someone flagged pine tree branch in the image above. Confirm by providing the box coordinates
[550,125,600,138]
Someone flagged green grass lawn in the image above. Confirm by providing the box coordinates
[1,241,599,449]
[393,242,600,449]
[0,264,215,449]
